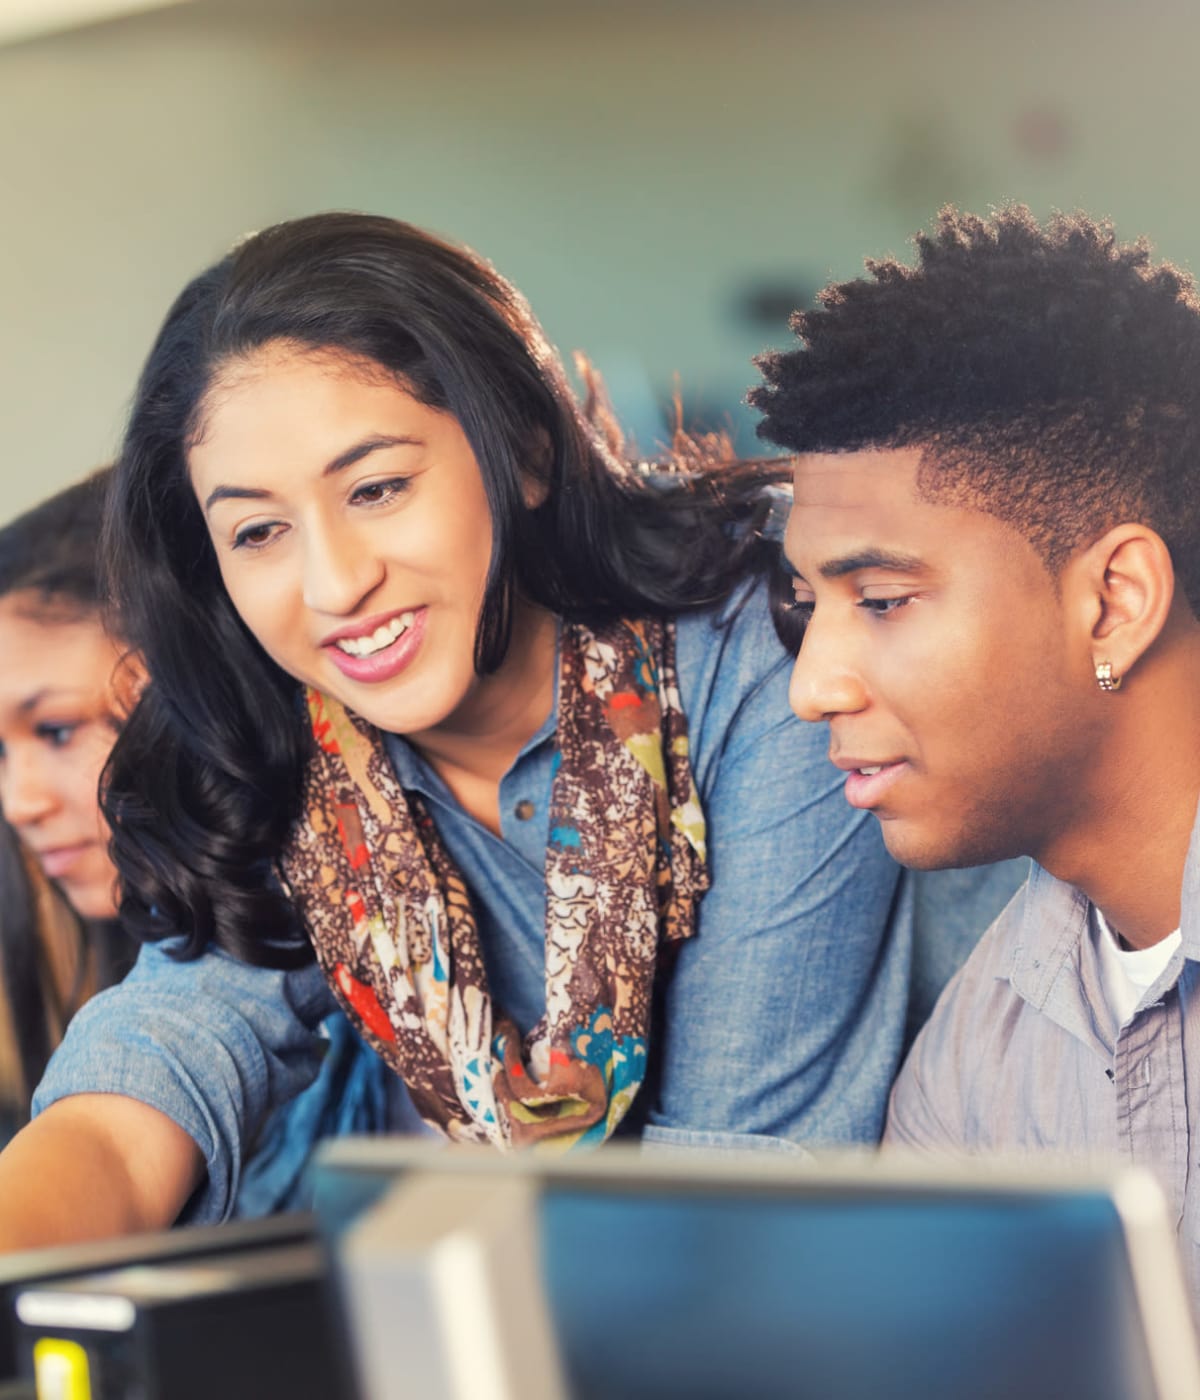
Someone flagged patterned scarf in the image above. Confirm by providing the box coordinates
[279,617,708,1150]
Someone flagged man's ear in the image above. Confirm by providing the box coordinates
[1068,523,1176,684]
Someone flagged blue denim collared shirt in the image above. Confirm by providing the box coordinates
[36,581,914,1223]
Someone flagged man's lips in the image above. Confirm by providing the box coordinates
[832,757,909,810]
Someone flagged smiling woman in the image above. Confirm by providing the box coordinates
[0,471,138,1140]
[188,344,543,779]
[0,214,917,1246]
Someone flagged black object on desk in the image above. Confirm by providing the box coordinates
[0,1213,319,1392]
[12,1240,341,1400]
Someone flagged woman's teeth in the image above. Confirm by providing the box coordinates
[858,766,883,776]
[335,611,415,658]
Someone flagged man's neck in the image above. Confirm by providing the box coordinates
[1036,648,1200,950]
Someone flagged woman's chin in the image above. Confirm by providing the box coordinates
[60,876,120,923]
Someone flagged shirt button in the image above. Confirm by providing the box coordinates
[513,799,536,821]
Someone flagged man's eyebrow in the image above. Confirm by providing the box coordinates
[818,548,926,579]
[203,434,422,513]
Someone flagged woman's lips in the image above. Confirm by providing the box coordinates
[842,761,909,810]
[324,606,428,684]
[36,842,95,879]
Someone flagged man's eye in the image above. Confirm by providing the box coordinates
[859,596,913,617]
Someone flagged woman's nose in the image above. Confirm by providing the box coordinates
[302,522,387,617]
[0,746,58,829]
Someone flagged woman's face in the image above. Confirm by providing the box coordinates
[0,597,124,919]
[189,341,537,742]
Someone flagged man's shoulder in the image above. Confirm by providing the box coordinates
[885,883,1035,1149]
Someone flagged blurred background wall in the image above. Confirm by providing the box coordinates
[0,0,1194,517]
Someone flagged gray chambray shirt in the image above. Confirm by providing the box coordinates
[886,794,1200,1316]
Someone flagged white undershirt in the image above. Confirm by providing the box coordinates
[1091,907,1181,1029]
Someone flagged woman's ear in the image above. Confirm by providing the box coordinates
[1068,523,1176,685]
[521,428,553,510]
[111,650,149,722]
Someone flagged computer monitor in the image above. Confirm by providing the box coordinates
[313,1139,1200,1400]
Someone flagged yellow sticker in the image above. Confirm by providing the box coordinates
[33,1337,92,1400]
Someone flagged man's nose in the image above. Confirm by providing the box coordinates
[787,612,869,723]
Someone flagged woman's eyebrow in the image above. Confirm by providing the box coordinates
[322,433,423,478]
[203,434,423,513]
[17,687,89,714]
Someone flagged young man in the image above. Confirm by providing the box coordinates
[751,205,1200,1306]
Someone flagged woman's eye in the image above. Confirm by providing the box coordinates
[232,521,282,550]
[350,478,409,507]
[36,723,78,748]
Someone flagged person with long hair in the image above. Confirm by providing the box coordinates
[0,472,138,1143]
[0,214,913,1245]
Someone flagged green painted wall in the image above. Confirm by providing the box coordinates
[1,0,1196,514]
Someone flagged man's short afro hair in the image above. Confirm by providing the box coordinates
[750,204,1200,613]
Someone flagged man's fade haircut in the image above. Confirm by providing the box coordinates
[750,204,1200,614]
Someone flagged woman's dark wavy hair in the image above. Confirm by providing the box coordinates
[0,469,129,1111]
[104,212,788,968]
[751,203,1200,651]
[0,470,111,621]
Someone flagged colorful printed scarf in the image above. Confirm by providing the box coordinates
[279,617,708,1150]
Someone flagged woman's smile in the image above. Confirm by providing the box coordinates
[323,605,427,683]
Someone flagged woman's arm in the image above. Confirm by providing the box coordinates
[647,595,911,1148]
[0,1095,202,1248]
[2,939,336,1247]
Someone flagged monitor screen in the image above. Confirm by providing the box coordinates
[314,1141,1200,1400]
[541,1183,1147,1400]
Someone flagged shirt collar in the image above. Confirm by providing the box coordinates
[1001,865,1113,1055]
[1180,788,1200,961]
[1000,789,1200,1051]
[1004,862,1091,1007]
[1004,788,1200,981]
[381,701,559,802]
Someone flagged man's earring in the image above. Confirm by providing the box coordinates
[1095,659,1123,693]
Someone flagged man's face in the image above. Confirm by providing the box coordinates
[784,446,1100,870]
